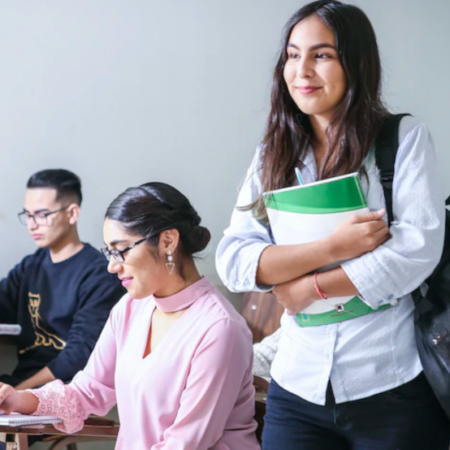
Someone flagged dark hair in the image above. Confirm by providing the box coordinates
[251,0,388,218]
[27,169,83,205]
[105,182,211,258]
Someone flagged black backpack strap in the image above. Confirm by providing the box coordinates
[374,114,411,226]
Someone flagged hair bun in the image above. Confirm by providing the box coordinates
[186,208,201,227]
[106,181,210,257]
[184,225,211,254]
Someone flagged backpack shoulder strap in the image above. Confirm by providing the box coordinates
[374,113,410,226]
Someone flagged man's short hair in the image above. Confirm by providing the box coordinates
[27,169,83,206]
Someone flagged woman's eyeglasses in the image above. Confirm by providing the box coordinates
[100,238,147,263]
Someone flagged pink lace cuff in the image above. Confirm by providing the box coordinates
[28,380,86,434]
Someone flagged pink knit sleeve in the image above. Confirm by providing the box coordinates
[29,380,87,433]
[28,310,119,434]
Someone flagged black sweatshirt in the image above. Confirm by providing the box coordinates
[0,243,125,382]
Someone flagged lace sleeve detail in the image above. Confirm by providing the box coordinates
[28,380,87,434]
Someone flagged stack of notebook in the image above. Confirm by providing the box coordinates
[263,172,389,327]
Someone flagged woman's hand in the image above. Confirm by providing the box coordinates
[0,383,21,414]
[0,383,39,415]
[273,274,318,315]
[328,209,390,261]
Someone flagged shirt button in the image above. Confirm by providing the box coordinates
[388,294,394,300]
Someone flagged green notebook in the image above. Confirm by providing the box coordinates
[263,172,390,327]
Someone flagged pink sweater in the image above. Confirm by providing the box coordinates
[31,277,260,450]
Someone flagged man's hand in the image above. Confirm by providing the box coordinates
[273,274,319,315]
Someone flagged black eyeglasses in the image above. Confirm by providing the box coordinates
[100,238,147,263]
[18,206,70,226]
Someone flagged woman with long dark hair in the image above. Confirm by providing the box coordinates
[216,1,448,448]
[0,182,260,450]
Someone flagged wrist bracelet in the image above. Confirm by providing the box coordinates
[314,272,328,300]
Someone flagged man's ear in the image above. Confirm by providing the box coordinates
[67,204,81,225]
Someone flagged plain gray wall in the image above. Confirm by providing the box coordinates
[0,1,449,448]
[0,0,449,288]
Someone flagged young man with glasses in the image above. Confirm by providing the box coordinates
[0,169,125,391]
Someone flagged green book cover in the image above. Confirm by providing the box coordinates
[263,173,389,327]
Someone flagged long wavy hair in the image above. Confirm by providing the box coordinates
[250,0,389,219]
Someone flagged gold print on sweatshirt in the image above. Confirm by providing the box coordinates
[18,293,67,354]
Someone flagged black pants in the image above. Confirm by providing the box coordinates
[262,373,450,450]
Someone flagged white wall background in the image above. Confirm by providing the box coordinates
[0,0,448,286]
[0,1,449,447]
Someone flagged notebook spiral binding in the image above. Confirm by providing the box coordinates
[0,414,61,427]
[12,418,56,427]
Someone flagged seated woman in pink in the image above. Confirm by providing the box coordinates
[0,182,260,450]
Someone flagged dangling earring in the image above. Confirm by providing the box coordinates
[166,249,175,275]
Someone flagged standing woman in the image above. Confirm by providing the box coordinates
[216,1,448,449]
[0,182,260,450]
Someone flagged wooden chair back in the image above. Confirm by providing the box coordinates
[241,291,284,342]
[241,291,283,444]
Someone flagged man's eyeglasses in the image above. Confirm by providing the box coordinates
[100,238,147,263]
[18,206,70,226]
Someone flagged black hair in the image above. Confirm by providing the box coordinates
[105,182,211,258]
[27,169,83,205]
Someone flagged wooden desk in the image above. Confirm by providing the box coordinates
[0,417,119,450]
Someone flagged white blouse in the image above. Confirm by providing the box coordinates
[216,116,445,405]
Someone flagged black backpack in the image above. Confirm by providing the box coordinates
[375,114,450,420]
